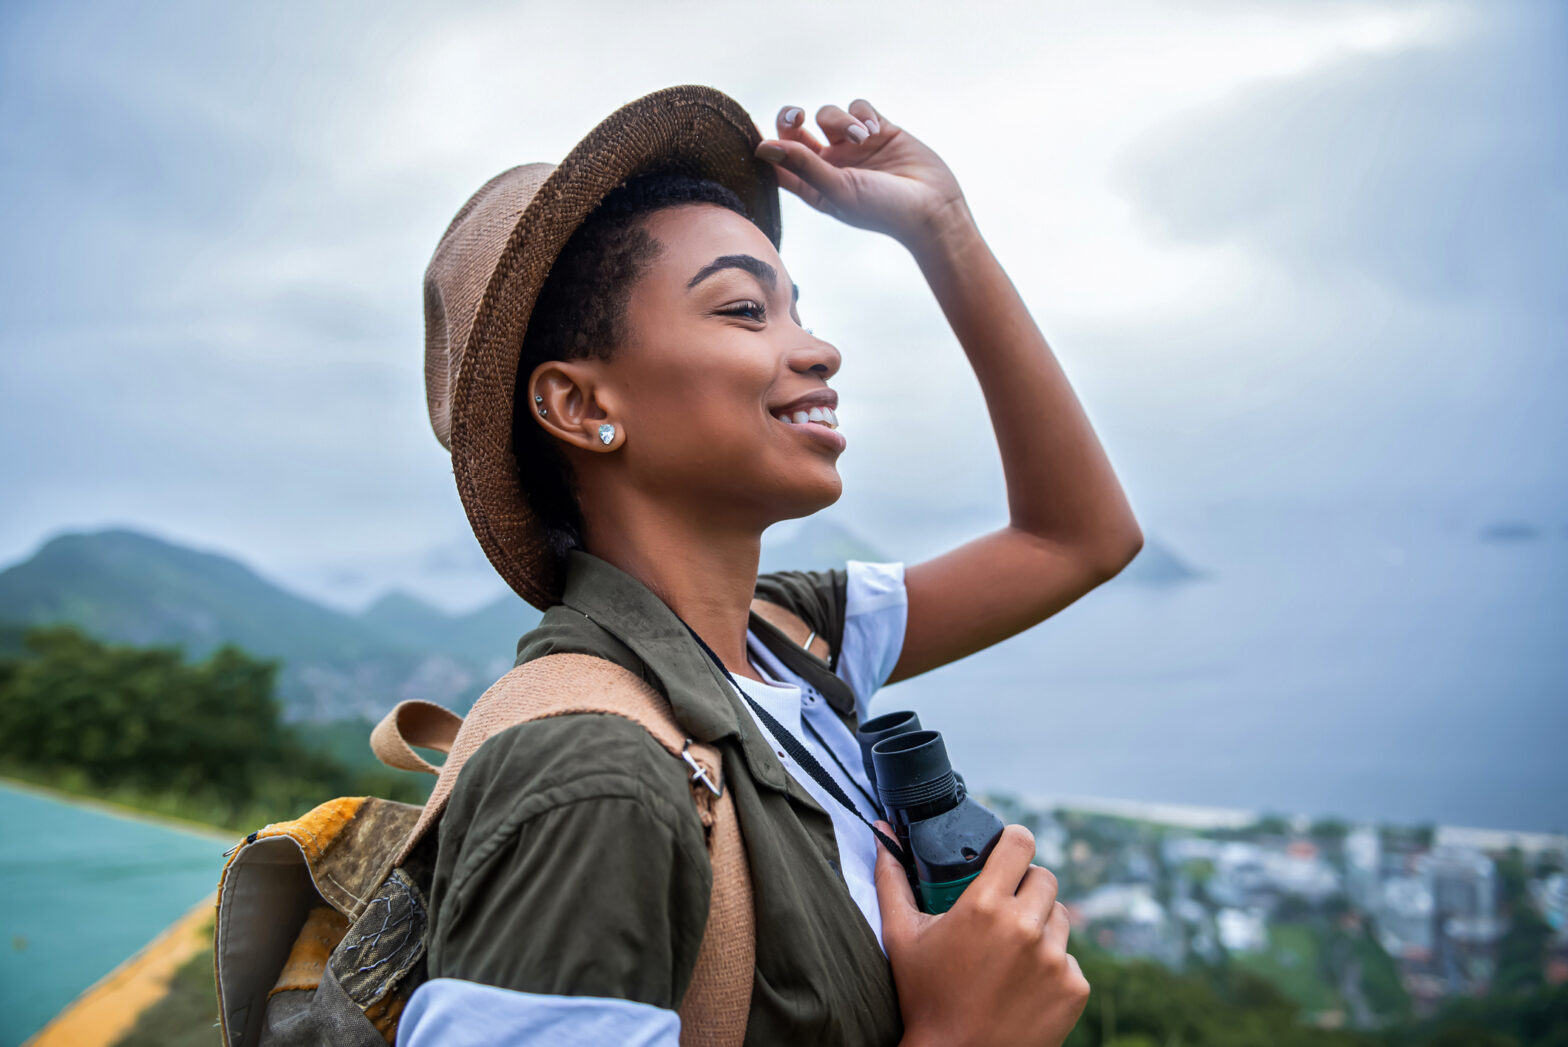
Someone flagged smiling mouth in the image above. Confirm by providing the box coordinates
[771,406,839,430]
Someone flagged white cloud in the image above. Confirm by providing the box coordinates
[0,0,1559,607]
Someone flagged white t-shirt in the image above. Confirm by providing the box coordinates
[732,558,907,953]
[399,560,910,1047]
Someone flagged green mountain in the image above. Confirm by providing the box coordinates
[0,529,538,721]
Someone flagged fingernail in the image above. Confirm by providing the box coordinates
[756,142,786,164]
[846,124,868,144]
[865,117,881,135]
[782,107,803,127]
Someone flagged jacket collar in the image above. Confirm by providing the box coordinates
[558,549,792,792]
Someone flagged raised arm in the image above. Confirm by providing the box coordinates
[758,98,1142,684]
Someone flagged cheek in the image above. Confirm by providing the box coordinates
[618,342,771,446]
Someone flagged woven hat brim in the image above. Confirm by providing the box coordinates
[448,86,782,610]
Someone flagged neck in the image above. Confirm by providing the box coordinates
[580,488,768,684]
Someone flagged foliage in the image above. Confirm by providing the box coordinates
[1064,938,1376,1047]
[1062,934,1568,1046]
[1496,847,1553,995]
[1233,922,1344,1016]
[1385,983,1568,1047]
[1311,818,1352,841]
[1352,926,1412,1023]
[0,626,429,832]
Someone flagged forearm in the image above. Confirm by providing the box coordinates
[903,205,1141,563]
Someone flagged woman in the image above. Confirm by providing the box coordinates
[404,86,1141,1047]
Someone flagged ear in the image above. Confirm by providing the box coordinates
[527,360,623,452]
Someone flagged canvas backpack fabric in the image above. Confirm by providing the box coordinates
[212,598,823,1047]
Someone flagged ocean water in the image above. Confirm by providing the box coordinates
[0,783,229,1046]
[878,511,1568,834]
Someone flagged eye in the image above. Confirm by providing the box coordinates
[717,299,767,323]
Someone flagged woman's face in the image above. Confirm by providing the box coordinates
[589,202,845,530]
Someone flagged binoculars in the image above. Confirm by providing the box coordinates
[857,711,1005,914]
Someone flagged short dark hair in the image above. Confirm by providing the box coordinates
[512,173,752,558]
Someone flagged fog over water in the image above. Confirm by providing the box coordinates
[880,503,1568,834]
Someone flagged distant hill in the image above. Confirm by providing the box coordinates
[0,529,538,721]
[360,588,530,675]
[759,517,889,573]
[0,523,1199,719]
[761,518,1202,589]
[1117,538,1204,587]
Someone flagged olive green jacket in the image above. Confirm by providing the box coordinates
[424,550,904,1045]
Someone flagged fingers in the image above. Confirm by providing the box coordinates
[969,824,1036,902]
[1044,901,1071,954]
[775,105,825,153]
[767,160,833,215]
[873,821,919,941]
[755,139,845,215]
[1016,863,1060,915]
[816,103,872,146]
[847,98,891,137]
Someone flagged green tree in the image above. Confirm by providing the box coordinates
[0,625,428,826]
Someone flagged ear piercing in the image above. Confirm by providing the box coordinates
[535,394,546,417]
[598,423,616,446]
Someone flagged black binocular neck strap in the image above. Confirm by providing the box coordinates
[679,620,908,867]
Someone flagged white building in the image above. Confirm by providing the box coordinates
[1216,907,1269,954]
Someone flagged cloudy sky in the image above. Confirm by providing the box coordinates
[1,0,1563,613]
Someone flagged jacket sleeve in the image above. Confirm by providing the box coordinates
[753,567,848,669]
[424,714,712,1010]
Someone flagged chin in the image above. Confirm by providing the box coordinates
[780,470,843,520]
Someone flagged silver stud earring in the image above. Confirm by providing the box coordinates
[598,423,616,446]
[534,394,546,418]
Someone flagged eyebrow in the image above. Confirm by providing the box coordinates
[687,254,800,302]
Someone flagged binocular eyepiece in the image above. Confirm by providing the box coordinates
[856,712,1004,913]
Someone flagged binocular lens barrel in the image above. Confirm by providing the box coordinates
[866,727,1004,914]
[871,730,960,822]
[855,710,922,791]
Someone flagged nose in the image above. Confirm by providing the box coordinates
[789,329,842,381]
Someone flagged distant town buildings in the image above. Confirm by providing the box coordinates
[994,795,1568,1026]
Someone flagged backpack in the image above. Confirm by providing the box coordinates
[212,595,829,1047]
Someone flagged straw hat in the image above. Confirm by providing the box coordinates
[424,86,782,610]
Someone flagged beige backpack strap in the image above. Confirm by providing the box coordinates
[389,653,754,1047]
[370,699,462,774]
[749,598,831,661]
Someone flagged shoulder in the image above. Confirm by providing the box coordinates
[442,713,705,877]
[427,714,713,1007]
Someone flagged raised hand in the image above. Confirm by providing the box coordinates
[876,822,1090,1047]
[756,98,969,250]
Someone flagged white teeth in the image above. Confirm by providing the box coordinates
[773,405,839,429]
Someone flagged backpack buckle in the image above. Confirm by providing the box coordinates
[682,738,723,797]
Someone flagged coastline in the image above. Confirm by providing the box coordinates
[1022,790,1568,852]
